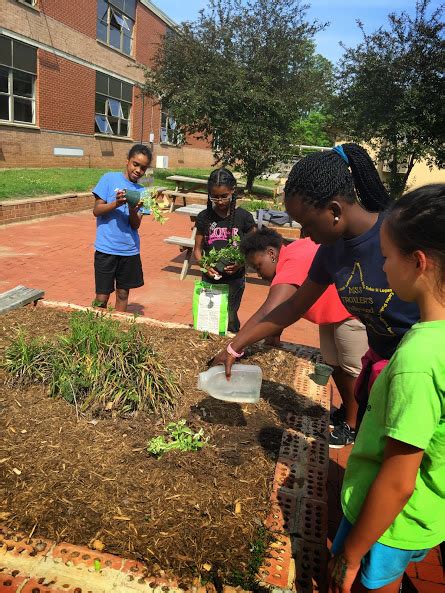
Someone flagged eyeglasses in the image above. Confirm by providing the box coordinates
[209,194,232,203]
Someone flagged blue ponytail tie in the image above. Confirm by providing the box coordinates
[332,145,349,165]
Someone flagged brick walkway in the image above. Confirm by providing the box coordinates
[0,209,443,592]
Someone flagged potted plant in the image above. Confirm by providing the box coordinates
[123,188,166,224]
[200,237,245,275]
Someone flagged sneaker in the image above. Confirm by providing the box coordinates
[329,404,346,428]
[329,422,356,448]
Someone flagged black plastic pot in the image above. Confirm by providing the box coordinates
[214,257,233,274]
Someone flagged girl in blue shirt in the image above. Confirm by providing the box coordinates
[92,143,152,312]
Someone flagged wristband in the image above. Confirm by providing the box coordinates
[227,342,244,358]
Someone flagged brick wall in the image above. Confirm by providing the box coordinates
[134,3,166,67]
[0,125,214,169]
[0,0,214,166]
[0,193,92,225]
[39,0,97,39]
[38,51,95,134]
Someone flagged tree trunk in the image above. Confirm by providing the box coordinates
[246,170,256,193]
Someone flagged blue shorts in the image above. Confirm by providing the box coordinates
[332,517,430,589]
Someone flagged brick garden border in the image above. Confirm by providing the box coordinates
[0,193,92,225]
[0,302,329,593]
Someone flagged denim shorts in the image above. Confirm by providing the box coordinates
[332,517,430,589]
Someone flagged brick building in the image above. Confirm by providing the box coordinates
[0,0,214,169]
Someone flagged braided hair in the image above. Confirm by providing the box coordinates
[204,168,238,242]
[284,143,391,212]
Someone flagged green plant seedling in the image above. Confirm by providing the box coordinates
[147,419,207,458]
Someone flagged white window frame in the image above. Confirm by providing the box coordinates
[97,1,134,56]
[160,110,183,145]
[95,96,131,137]
[0,66,36,124]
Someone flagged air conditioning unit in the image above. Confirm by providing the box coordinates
[156,155,169,168]
[382,160,408,174]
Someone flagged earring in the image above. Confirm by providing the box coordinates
[271,256,276,263]
[334,216,339,222]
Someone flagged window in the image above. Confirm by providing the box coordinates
[0,35,36,124]
[95,71,132,137]
[97,0,135,56]
[160,110,182,144]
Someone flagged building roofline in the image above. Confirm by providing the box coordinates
[140,0,178,30]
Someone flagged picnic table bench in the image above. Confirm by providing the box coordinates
[0,285,45,314]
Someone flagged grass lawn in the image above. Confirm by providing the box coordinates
[0,167,275,201]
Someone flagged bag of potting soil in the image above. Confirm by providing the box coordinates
[193,281,229,335]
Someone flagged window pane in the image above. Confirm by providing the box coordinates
[13,97,33,122]
[120,119,129,137]
[108,76,121,99]
[95,94,107,114]
[121,101,130,118]
[124,0,136,19]
[122,32,131,55]
[113,11,130,31]
[121,81,132,102]
[97,0,108,19]
[97,19,107,42]
[109,0,125,13]
[160,127,167,143]
[0,66,9,93]
[0,36,12,68]
[95,114,112,134]
[108,98,123,117]
[109,23,121,49]
[161,112,167,127]
[109,116,119,135]
[13,71,33,97]
[96,71,108,95]
[13,41,36,74]
[0,94,9,120]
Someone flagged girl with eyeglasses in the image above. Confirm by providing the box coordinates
[193,168,256,333]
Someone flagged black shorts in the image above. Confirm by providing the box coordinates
[94,251,144,295]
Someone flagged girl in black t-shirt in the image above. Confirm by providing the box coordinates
[193,168,255,333]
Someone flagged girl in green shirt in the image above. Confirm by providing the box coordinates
[329,184,445,592]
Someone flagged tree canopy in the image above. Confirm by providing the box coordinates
[334,0,444,196]
[142,0,332,189]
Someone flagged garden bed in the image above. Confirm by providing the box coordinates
[0,306,312,587]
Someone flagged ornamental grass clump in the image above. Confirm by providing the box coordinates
[3,310,181,416]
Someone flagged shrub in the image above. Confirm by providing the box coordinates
[3,311,181,416]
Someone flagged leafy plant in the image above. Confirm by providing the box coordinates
[147,419,207,458]
[3,311,181,416]
[241,199,271,212]
[200,237,245,274]
[140,187,167,224]
[227,527,272,590]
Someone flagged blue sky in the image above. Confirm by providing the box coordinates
[153,0,441,64]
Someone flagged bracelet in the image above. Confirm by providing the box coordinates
[227,342,244,358]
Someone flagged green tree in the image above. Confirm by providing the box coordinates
[334,0,444,196]
[142,0,331,190]
[291,110,335,147]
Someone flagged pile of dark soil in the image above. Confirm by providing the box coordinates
[0,306,313,584]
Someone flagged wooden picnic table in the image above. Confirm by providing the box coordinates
[164,205,300,280]
[166,175,208,192]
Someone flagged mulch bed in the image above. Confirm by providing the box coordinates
[0,306,315,585]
